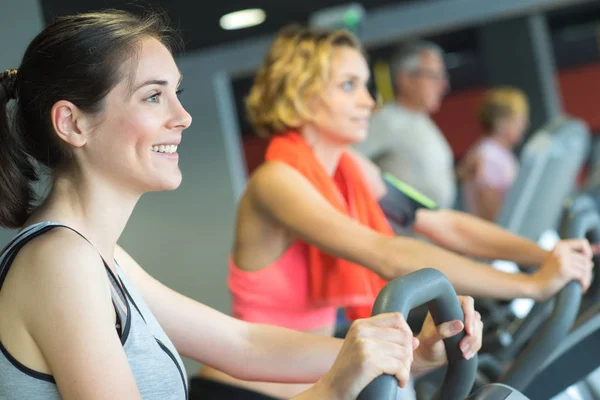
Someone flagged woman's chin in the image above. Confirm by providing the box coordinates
[346,129,369,145]
[149,175,183,193]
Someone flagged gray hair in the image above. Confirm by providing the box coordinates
[389,40,444,86]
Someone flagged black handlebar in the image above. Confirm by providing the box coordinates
[358,268,478,400]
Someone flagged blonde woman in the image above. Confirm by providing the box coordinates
[192,25,590,399]
[0,12,476,400]
[461,87,530,221]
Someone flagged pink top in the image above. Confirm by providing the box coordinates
[463,137,519,216]
[228,240,338,331]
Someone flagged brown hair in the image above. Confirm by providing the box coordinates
[0,9,178,229]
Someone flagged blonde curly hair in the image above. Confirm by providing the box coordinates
[245,24,364,138]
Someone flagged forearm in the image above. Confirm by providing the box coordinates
[243,323,343,383]
[474,187,503,222]
[291,380,339,400]
[418,210,549,267]
[380,236,538,300]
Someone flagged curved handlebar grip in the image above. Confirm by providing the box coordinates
[563,207,600,242]
[358,268,477,400]
[501,206,595,390]
[499,281,581,390]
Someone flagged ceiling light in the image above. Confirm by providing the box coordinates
[220,9,266,30]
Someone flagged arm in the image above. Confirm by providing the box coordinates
[115,245,464,386]
[19,230,142,399]
[349,156,549,268]
[471,185,504,222]
[413,208,549,268]
[249,162,537,300]
[292,383,338,400]
[115,245,342,384]
[291,304,485,400]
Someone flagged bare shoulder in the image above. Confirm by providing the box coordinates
[7,227,112,324]
[247,161,302,190]
[12,227,105,284]
[246,161,316,210]
[3,229,142,398]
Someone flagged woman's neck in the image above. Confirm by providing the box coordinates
[488,133,513,150]
[26,171,140,264]
[299,125,347,176]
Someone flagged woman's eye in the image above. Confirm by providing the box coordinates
[147,93,161,103]
[342,81,354,92]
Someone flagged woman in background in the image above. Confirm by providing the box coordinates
[0,10,479,400]
[193,24,589,400]
[461,87,529,221]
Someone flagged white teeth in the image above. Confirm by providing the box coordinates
[151,144,178,154]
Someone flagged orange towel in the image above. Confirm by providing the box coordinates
[265,131,393,320]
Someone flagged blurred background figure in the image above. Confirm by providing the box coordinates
[459,87,530,221]
[354,40,455,209]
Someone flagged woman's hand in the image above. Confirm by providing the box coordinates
[413,296,483,371]
[313,312,418,400]
[532,239,593,301]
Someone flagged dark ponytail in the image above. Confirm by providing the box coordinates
[0,69,38,229]
[0,10,177,229]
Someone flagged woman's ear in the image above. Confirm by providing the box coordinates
[50,100,90,148]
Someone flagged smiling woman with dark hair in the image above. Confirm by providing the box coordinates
[0,9,480,400]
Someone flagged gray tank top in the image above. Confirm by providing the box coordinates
[0,222,188,399]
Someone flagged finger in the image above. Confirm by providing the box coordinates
[369,338,414,363]
[460,319,484,359]
[361,312,411,331]
[459,312,483,355]
[470,318,483,357]
[569,253,594,268]
[567,261,593,292]
[564,256,593,277]
[394,361,411,389]
[475,318,484,352]
[353,326,415,345]
[372,340,414,386]
[373,351,411,388]
[459,338,474,359]
[459,296,475,334]
[591,243,600,255]
[568,267,590,293]
[435,320,464,340]
[578,240,593,259]
[577,275,590,293]
[576,262,593,292]
[459,334,479,359]
[565,239,594,258]
[383,350,413,389]
[580,269,593,293]
[469,311,482,338]
[413,337,420,350]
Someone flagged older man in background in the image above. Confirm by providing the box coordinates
[355,41,457,209]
